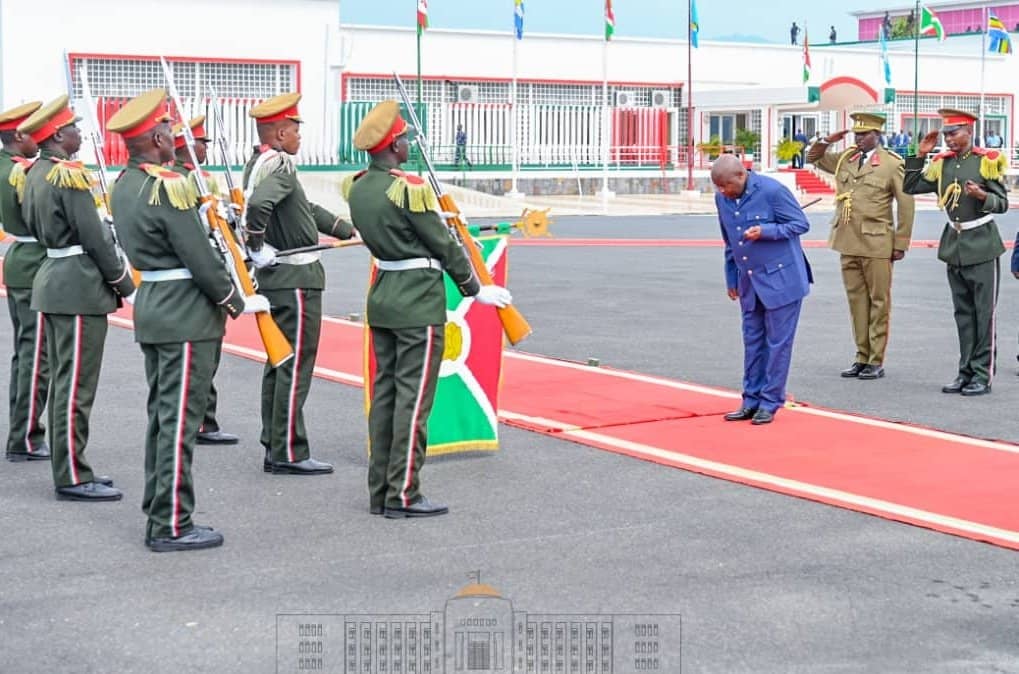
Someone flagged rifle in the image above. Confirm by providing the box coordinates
[206,85,246,247]
[392,73,531,345]
[159,57,294,368]
[275,223,516,258]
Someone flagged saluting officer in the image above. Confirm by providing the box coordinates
[0,100,50,461]
[807,112,915,380]
[903,108,1009,396]
[243,92,355,475]
[343,100,512,518]
[108,89,264,551]
[19,95,135,500]
[169,115,238,446]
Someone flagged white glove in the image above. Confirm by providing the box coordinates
[242,294,272,314]
[249,244,277,269]
[123,291,137,306]
[474,285,512,308]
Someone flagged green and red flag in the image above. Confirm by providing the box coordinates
[417,0,429,34]
[605,0,615,41]
[802,30,811,83]
[365,230,510,455]
[920,6,945,41]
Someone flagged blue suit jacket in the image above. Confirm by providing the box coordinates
[717,172,812,312]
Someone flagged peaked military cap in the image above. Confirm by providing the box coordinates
[107,88,172,138]
[172,115,211,148]
[249,92,302,124]
[17,94,81,143]
[0,101,42,132]
[850,112,886,133]
[353,100,409,154]
[938,108,978,132]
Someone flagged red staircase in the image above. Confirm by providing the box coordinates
[778,168,835,195]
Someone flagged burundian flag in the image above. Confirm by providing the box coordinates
[417,0,428,34]
[605,0,615,41]
[920,6,945,41]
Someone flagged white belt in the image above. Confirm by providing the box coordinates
[47,245,85,258]
[951,214,993,232]
[375,257,443,272]
[10,235,37,243]
[139,268,193,282]
[275,252,321,266]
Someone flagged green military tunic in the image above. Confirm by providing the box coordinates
[113,158,243,540]
[1,150,49,457]
[242,146,353,464]
[22,148,135,487]
[808,143,915,366]
[903,149,1009,386]
[344,161,480,510]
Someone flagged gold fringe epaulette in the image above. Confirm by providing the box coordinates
[977,149,1008,182]
[251,150,295,190]
[139,163,193,211]
[340,169,367,202]
[45,158,92,191]
[8,157,32,201]
[386,169,438,213]
[922,151,952,182]
[187,169,222,199]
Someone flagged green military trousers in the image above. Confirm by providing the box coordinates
[841,255,894,365]
[260,288,322,463]
[368,324,444,511]
[140,340,217,540]
[947,258,1000,385]
[199,339,224,433]
[6,288,48,456]
[45,314,107,488]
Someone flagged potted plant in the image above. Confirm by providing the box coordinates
[776,137,804,166]
[696,134,723,160]
[734,128,760,168]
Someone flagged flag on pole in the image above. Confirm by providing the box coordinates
[988,14,1013,54]
[802,30,811,83]
[690,0,700,48]
[514,0,524,40]
[919,6,945,41]
[605,0,615,41]
[417,0,429,34]
[879,20,892,84]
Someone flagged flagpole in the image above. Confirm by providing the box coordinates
[979,5,987,144]
[912,0,919,154]
[601,34,610,205]
[416,21,423,175]
[510,19,521,197]
[686,0,694,191]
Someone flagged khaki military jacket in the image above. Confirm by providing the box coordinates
[809,143,915,258]
[0,150,45,288]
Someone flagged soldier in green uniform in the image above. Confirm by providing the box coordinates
[903,108,1009,396]
[243,92,355,475]
[343,100,512,518]
[807,112,915,380]
[19,95,135,500]
[0,101,50,461]
[169,115,238,446]
[108,89,260,551]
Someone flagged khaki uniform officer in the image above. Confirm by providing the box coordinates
[0,101,51,461]
[169,115,238,446]
[807,112,915,380]
[904,108,1009,396]
[243,93,355,475]
[343,100,512,518]
[19,95,135,500]
[108,89,261,552]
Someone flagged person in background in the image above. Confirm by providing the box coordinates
[793,128,809,168]
[829,26,837,43]
[790,21,800,45]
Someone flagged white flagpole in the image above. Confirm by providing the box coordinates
[600,37,611,205]
[979,5,987,144]
[510,23,521,197]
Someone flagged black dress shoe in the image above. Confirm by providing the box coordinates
[6,442,51,461]
[724,407,758,421]
[93,475,114,487]
[840,362,866,378]
[941,376,969,394]
[55,482,123,501]
[384,496,449,519]
[148,527,224,553]
[146,524,214,547]
[857,364,885,380]
[266,457,334,475]
[369,505,384,515]
[196,429,239,445]
[750,409,775,425]
[960,381,991,396]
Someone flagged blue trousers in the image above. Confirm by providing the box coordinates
[741,296,802,413]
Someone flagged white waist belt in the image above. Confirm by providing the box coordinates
[11,235,37,243]
[275,252,321,266]
[375,257,443,272]
[139,268,193,282]
[47,245,85,258]
[952,214,993,231]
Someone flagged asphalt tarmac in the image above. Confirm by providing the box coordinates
[2,208,1019,673]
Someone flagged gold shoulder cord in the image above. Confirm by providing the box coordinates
[832,146,857,226]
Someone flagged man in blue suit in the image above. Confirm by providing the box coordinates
[711,155,812,425]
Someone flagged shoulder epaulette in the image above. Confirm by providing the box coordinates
[339,169,368,202]
[138,163,194,210]
[9,156,34,200]
[45,157,92,191]
[923,151,955,182]
[977,149,1008,182]
[385,168,438,213]
[186,169,222,199]
[250,148,295,190]
[879,147,903,164]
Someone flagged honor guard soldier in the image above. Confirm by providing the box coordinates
[343,100,512,517]
[243,92,355,475]
[807,112,915,380]
[169,115,238,446]
[0,101,50,461]
[19,95,135,500]
[904,108,1009,396]
[108,89,262,551]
